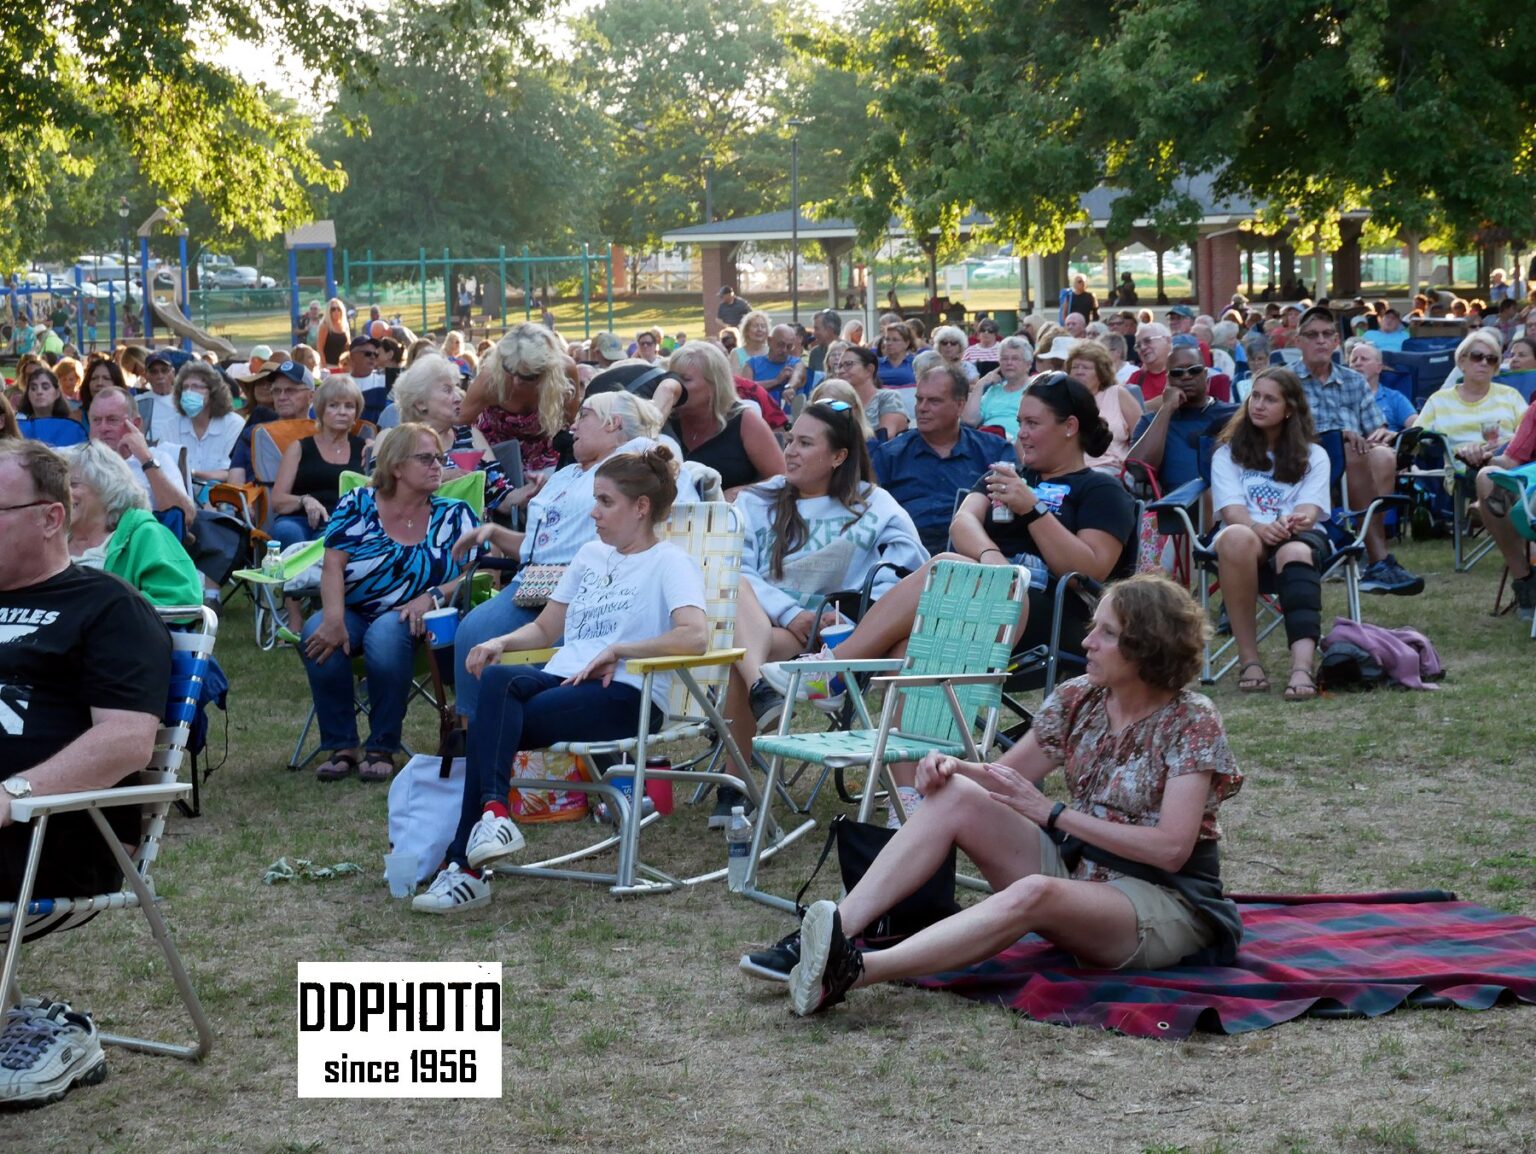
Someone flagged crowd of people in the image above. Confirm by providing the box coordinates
[6,275,1536,1101]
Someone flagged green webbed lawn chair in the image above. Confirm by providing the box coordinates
[1488,467,1536,639]
[745,560,1030,912]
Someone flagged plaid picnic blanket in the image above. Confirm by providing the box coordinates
[910,890,1536,1039]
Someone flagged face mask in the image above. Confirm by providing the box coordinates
[180,391,206,417]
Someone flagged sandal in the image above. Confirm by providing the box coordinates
[1237,662,1270,693]
[316,752,359,781]
[359,753,396,782]
[1284,669,1318,702]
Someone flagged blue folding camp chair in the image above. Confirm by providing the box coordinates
[0,606,217,1060]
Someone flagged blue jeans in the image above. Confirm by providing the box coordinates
[270,513,321,551]
[300,608,415,753]
[452,579,551,720]
[446,665,659,867]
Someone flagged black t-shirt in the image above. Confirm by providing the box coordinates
[970,466,1137,582]
[717,298,752,327]
[1,565,172,898]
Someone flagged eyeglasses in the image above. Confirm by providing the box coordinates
[1464,351,1501,365]
[510,370,541,383]
[1296,329,1335,341]
[637,338,656,346]
[1134,338,1167,349]
[1167,365,1206,379]
[408,452,450,468]
[0,500,52,516]
[354,349,378,358]
[938,339,961,346]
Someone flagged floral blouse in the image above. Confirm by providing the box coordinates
[1031,677,1243,883]
[473,405,560,473]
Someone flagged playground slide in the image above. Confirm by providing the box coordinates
[149,298,240,359]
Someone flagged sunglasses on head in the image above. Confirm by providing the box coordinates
[812,400,853,413]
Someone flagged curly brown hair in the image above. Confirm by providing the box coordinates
[1103,573,1209,691]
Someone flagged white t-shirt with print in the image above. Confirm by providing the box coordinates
[1211,442,1331,525]
[545,539,706,709]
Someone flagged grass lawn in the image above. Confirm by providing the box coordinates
[4,537,1534,1153]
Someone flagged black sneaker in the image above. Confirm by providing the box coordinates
[790,900,865,1016]
[739,930,800,983]
[748,678,785,732]
[1373,554,1425,596]
[1512,573,1536,622]
[708,786,754,830]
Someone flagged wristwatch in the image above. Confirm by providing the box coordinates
[2,776,33,800]
[140,456,160,472]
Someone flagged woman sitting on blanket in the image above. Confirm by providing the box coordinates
[413,447,708,915]
[1211,367,1331,702]
[770,573,1244,1015]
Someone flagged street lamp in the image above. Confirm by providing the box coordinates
[788,118,809,324]
[117,197,131,336]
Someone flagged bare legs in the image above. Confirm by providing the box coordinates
[1214,526,1318,690]
[726,582,815,768]
[837,776,1140,984]
[1476,466,1534,578]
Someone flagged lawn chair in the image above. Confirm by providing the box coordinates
[1395,427,1495,571]
[747,560,1029,911]
[491,501,818,896]
[1486,468,1536,640]
[0,605,217,1060]
[1149,431,1400,684]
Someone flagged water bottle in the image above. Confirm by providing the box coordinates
[725,806,752,893]
[261,541,283,579]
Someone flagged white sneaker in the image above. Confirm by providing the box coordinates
[0,1000,107,1106]
[465,812,526,870]
[410,864,492,915]
[759,648,846,711]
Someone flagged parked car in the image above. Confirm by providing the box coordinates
[210,265,260,289]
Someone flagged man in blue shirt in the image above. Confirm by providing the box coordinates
[1362,307,1409,353]
[871,364,1011,554]
[1126,346,1239,490]
[744,324,806,407]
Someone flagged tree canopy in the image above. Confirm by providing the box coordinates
[837,0,1536,252]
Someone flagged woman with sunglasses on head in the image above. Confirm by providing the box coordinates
[1210,368,1330,701]
[1409,328,1526,473]
[720,399,927,820]
[300,423,480,783]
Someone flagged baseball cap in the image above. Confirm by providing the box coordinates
[271,361,315,388]
[592,332,625,362]
[718,285,735,297]
[146,351,175,369]
[349,333,379,350]
[1167,305,1197,319]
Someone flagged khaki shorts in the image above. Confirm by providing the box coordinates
[1036,829,1215,970]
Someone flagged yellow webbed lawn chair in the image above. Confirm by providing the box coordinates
[490,501,818,896]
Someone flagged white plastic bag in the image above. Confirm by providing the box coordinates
[386,753,466,885]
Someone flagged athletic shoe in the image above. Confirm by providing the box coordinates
[708,786,755,830]
[748,678,785,732]
[1359,554,1424,596]
[739,930,800,983]
[1512,573,1536,622]
[0,1001,107,1107]
[410,864,491,914]
[789,900,865,1016]
[758,651,847,711]
[465,812,526,870]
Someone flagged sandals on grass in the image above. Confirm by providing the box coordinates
[1237,662,1270,693]
[359,753,396,782]
[1284,669,1319,702]
[316,752,359,781]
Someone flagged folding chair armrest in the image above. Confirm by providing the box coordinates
[11,782,191,822]
[497,647,559,666]
[625,647,745,672]
[1149,478,1207,537]
[869,671,1008,689]
[231,568,284,587]
[773,658,906,675]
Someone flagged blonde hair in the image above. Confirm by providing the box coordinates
[313,377,364,432]
[481,323,571,439]
[392,353,461,423]
[808,378,873,438]
[667,340,739,430]
[1455,327,1504,364]
[581,390,663,441]
[372,422,443,497]
[739,310,772,345]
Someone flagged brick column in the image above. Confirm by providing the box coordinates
[699,243,739,337]
[1195,232,1242,316]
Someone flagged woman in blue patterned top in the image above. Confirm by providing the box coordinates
[301,422,480,781]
